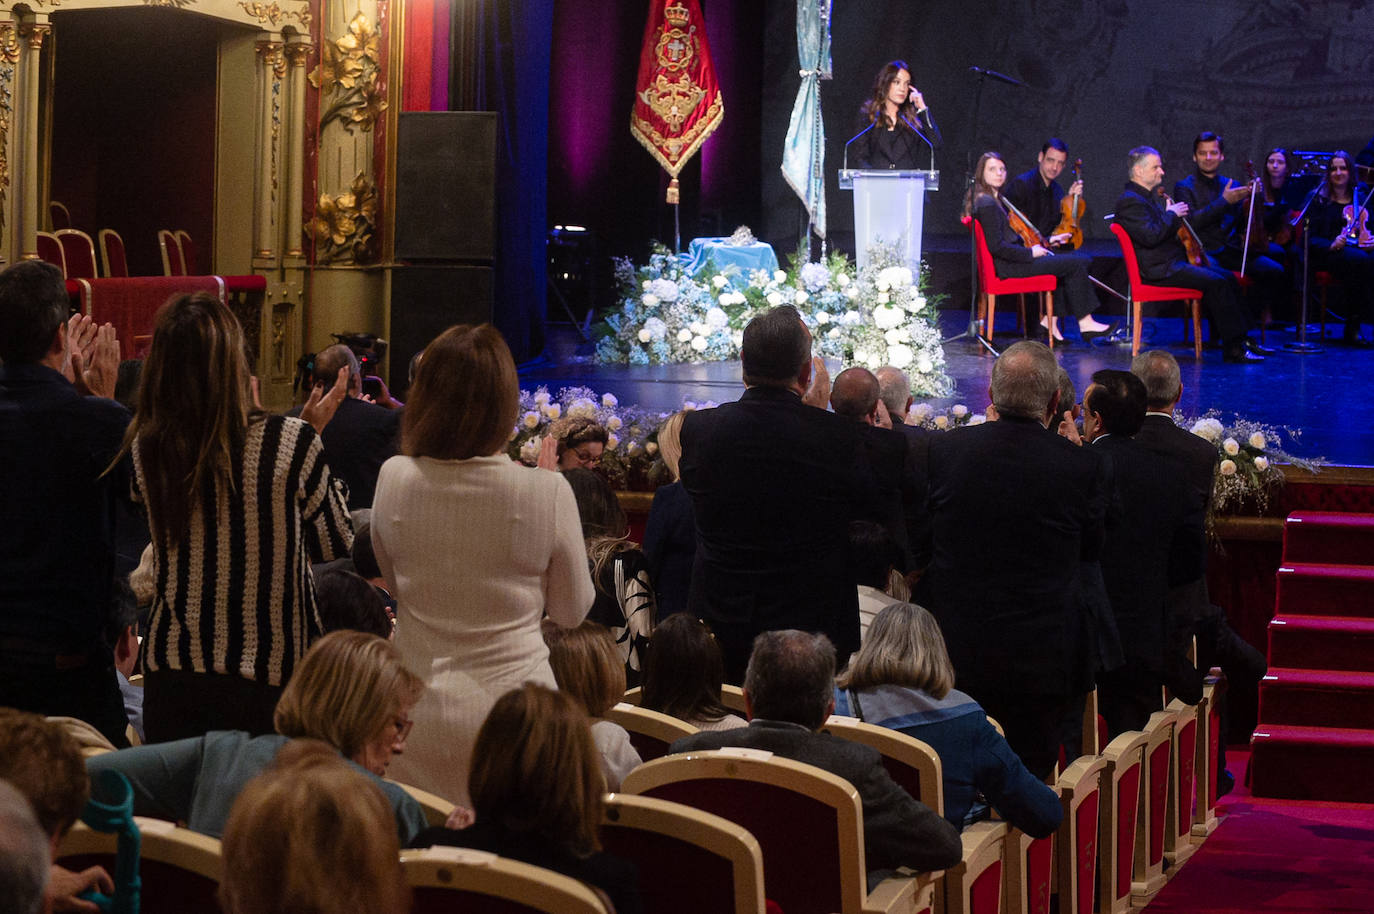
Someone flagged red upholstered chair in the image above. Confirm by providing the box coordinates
[1054,755,1106,914]
[158,229,186,276]
[1108,222,1204,358]
[943,820,1008,914]
[57,819,223,914]
[403,847,610,914]
[604,702,698,763]
[968,216,1057,349]
[56,229,99,280]
[37,231,66,275]
[176,229,197,274]
[1191,673,1225,840]
[49,199,72,230]
[1096,730,1148,914]
[98,228,130,278]
[822,716,943,814]
[622,749,936,914]
[1130,710,1177,905]
[1163,699,1200,868]
[1003,806,1058,914]
[601,792,767,914]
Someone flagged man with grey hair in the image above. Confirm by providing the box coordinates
[0,780,49,914]
[670,629,960,879]
[921,341,1107,778]
[1113,146,1256,362]
[876,365,934,568]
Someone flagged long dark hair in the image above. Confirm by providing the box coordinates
[1261,147,1288,202]
[116,293,258,543]
[561,467,631,593]
[962,151,1005,218]
[641,614,734,724]
[860,59,916,130]
[1321,151,1355,203]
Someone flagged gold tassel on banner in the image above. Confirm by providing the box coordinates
[666,178,680,204]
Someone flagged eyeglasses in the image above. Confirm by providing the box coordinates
[392,717,414,744]
[571,447,602,467]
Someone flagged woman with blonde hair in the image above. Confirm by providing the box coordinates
[835,602,1060,834]
[117,292,353,741]
[542,620,642,789]
[371,324,593,805]
[410,683,642,914]
[220,740,409,914]
[642,410,696,617]
[86,630,428,843]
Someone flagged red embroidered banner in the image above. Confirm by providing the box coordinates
[629,0,724,202]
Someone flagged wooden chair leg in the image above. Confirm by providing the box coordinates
[1045,292,1055,350]
[1192,300,1203,359]
[984,293,997,342]
[1131,296,1142,357]
[1018,293,1028,338]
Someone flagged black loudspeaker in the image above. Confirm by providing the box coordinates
[389,265,494,395]
[395,112,497,261]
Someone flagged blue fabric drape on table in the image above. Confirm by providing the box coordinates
[780,0,831,239]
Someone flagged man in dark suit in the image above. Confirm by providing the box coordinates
[921,341,1107,778]
[669,630,961,879]
[1113,146,1260,363]
[290,344,401,510]
[875,365,933,569]
[679,306,874,682]
[1081,369,1204,735]
[830,367,915,570]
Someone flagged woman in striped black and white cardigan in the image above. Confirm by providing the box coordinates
[119,293,353,742]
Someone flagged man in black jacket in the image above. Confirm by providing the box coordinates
[670,630,961,881]
[679,306,875,682]
[1113,146,1259,363]
[875,365,933,569]
[1081,369,1203,735]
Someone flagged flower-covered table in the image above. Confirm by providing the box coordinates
[679,236,780,281]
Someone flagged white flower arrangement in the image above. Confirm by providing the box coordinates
[1180,411,1325,518]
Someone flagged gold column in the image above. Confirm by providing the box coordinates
[254,39,284,261]
[0,21,21,264]
[283,39,310,258]
[17,19,48,260]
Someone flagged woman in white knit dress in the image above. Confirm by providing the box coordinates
[371,325,593,805]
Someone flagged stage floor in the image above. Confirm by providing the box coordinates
[519,311,1373,467]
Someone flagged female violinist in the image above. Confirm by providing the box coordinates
[963,151,1112,342]
[1308,151,1373,346]
[854,60,942,169]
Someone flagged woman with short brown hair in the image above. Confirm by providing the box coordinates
[372,324,594,806]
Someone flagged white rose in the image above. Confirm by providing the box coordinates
[534,389,550,405]
[845,285,860,300]
[888,343,913,368]
[641,293,659,307]
[827,327,840,339]
[795,290,809,305]
[602,392,618,408]
[1219,459,1237,476]
[606,416,623,430]
[969,414,987,425]
[691,336,708,352]
[912,403,933,421]
[677,328,693,342]
[877,291,891,304]
[607,433,620,449]
[835,273,850,287]
[522,411,540,429]
[638,328,653,343]
[843,310,861,324]
[952,404,969,418]
[1190,418,1223,442]
[1223,437,1240,456]
[767,291,784,307]
[774,269,788,283]
[917,358,933,374]
[874,305,903,329]
[712,274,728,289]
[885,328,906,345]
[1249,432,1267,450]
[689,321,707,336]
[642,280,652,290]
[866,355,882,369]
[542,403,561,419]
[853,350,870,365]
[646,441,658,455]
[1254,456,1270,471]
[519,438,541,463]
[909,294,927,312]
[876,277,891,292]
[934,415,950,429]
[815,310,832,325]
[706,307,729,330]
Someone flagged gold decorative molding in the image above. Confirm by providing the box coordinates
[143,0,197,7]
[0,23,16,240]
[283,42,311,68]
[308,170,376,264]
[238,1,311,30]
[19,23,49,51]
[256,41,286,80]
[310,11,386,134]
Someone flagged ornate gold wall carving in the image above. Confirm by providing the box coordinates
[0,24,18,242]
[238,1,311,29]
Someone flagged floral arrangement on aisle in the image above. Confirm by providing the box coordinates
[1183,412,1325,516]
[906,402,985,431]
[594,239,952,398]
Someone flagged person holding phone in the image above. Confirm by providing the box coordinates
[853,59,942,170]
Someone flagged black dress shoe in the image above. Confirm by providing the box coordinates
[1224,346,1265,363]
[1245,339,1277,355]
[1080,320,1122,343]
[1339,334,1374,348]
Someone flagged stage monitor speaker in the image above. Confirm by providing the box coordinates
[389,265,494,395]
[395,111,497,262]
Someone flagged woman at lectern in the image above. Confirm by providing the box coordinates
[853,60,942,170]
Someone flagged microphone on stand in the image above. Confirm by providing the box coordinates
[900,116,937,173]
[968,65,1025,88]
[843,122,877,172]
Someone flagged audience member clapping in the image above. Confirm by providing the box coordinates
[563,467,656,677]
[117,292,353,741]
[86,631,428,843]
[547,415,610,470]
[371,323,592,807]
[641,410,696,618]
[219,740,409,914]
[542,620,643,790]
[640,614,746,732]
[409,683,643,914]
[834,603,1062,835]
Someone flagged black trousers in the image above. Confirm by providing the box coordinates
[1154,262,1248,346]
[1312,245,1374,333]
[998,251,1099,319]
[1214,246,1290,320]
[0,656,130,747]
[972,688,1076,781]
[143,669,283,743]
[1097,664,1164,739]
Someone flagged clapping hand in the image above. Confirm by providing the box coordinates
[536,434,559,470]
[67,316,120,400]
[300,366,349,433]
[802,356,831,408]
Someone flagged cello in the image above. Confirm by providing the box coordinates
[1051,158,1085,249]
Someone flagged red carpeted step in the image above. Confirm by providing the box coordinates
[1282,511,1374,566]
[1274,564,1374,617]
[1258,668,1374,729]
[1249,724,1374,802]
[1267,615,1374,673]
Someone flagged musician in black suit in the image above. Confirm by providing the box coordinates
[875,366,933,570]
[1112,146,1258,362]
[920,341,1107,779]
[1081,369,1204,736]
[852,60,942,170]
[679,306,874,683]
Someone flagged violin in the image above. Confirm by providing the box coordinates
[1240,161,1268,257]
[1002,195,1051,251]
[1051,158,1085,249]
[1160,189,1208,267]
[1340,186,1374,249]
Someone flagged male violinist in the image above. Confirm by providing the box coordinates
[1005,138,1081,248]
[1172,132,1287,341]
[1113,146,1258,363]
